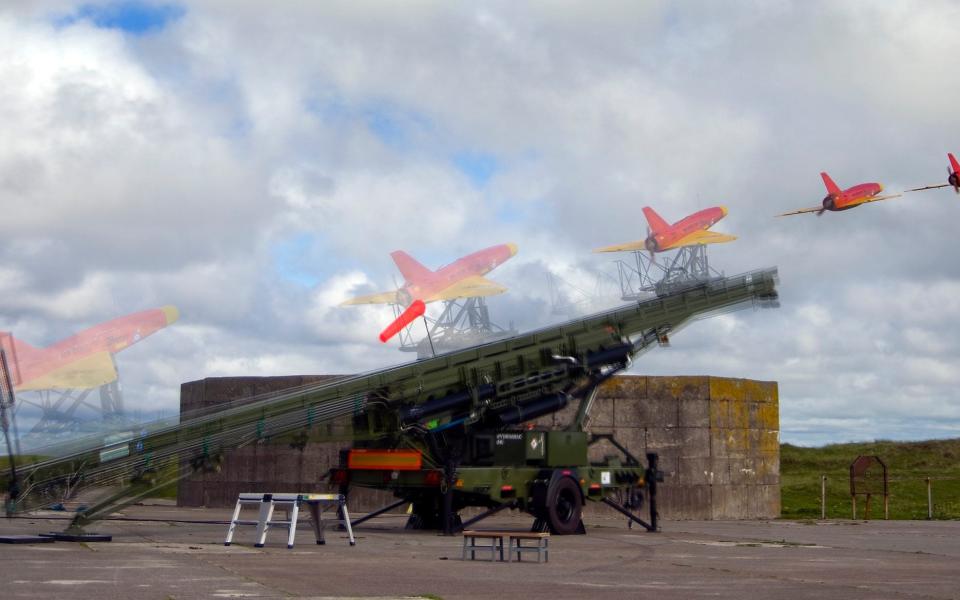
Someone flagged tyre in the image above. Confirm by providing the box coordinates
[546,476,583,535]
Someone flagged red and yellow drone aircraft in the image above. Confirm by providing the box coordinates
[906,153,960,195]
[0,306,179,391]
[593,205,736,257]
[341,244,517,341]
[777,172,901,217]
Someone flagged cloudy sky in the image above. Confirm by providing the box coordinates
[2,1,959,446]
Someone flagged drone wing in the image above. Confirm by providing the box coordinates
[18,351,118,391]
[775,206,823,217]
[860,193,903,204]
[432,276,507,302]
[905,184,950,193]
[592,240,647,253]
[674,230,738,246]
[340,291,400,306]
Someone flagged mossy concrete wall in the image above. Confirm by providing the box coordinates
[543,376,780,519]
[177,375,779,519]
[176,376,394,510]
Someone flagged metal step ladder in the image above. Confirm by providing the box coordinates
[224,492,355,549]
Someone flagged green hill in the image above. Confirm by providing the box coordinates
[781,438,960,520]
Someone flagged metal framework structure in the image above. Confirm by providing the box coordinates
[11,353,128,447]
[393,297,517,359]
[1,268,779,531]
[0,351,18,452]
[17,382,126,435]
[615,245,723,300]
[1,350,22,515]
[546,270,620,317]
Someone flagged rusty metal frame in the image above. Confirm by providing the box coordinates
[850,455,889,520]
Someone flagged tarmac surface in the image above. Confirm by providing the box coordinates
[1,502,958,599]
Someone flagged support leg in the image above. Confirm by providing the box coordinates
[646,452,661,532]
[340,498,356,546]
[254,498,274,548]
[309,502,324,545]
[442,460,456,536]
[286,502,300,549]
[224,499,244,546]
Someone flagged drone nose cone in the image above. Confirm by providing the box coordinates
[505,243,518,256]
[161,305,180,325]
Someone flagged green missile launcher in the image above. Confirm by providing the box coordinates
[2,268,779,535]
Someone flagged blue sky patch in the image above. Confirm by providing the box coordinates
[361,102,433,150]
[304,91,350,125]
[495,196,545,226]
[495,203,523,225]
[305,92,435,151]
[56,2,184,35]
[272,233,324,288]
[453,151,498,187]
[364,107,406,148]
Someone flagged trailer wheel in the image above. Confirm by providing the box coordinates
[546,476,583,535]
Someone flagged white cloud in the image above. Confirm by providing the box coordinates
[2,2,960,446]
[269,163,480,260]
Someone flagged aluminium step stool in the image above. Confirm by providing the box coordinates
[224,492,355,549]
